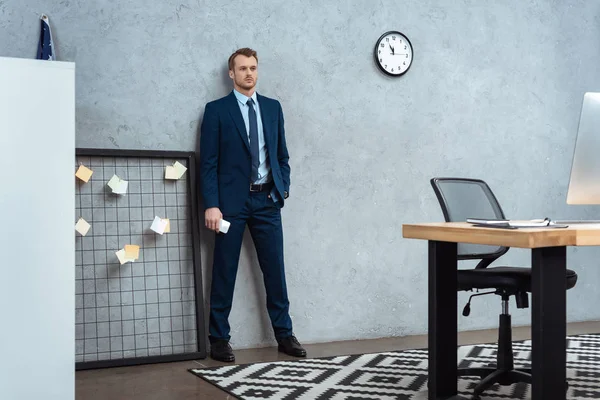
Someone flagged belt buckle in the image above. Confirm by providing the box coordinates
[250,183,260,192]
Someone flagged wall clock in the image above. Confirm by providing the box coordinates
[374,31,413,77]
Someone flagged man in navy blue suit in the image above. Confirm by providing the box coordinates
[199,48,306,362]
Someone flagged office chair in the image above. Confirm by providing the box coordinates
[430,177,578,399]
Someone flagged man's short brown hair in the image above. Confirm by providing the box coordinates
[228,48,258,70]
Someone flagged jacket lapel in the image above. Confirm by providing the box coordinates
[227,92,250,153]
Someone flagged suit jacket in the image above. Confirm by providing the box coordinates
[199,91,291,216]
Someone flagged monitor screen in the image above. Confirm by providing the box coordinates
[566,92,600,204]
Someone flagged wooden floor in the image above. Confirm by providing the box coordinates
[76,321,600,399]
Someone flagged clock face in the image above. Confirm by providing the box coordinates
[374,31,413,77]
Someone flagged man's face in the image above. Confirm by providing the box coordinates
[229,55,258,91]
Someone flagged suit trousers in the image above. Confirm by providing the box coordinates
[208,190,293,342]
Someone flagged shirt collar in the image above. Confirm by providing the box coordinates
[233,89,258,106]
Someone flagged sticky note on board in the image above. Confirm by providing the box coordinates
[114,180,128,194]
[116,248,136,265]
[165,166,179,180]
[173,161,187,178]
[124,244,140,260]
[107,174,128,194]
[165,161,187,180]
[115,249,136,265]
[115,249,126,264]
[75,165,93,182]
[150,216,168,234]
[75,218,91,236]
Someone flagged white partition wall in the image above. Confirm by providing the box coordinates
[0,57,75,400]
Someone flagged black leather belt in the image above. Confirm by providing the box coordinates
[249,181,274,192]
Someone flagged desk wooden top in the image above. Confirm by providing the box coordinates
[402,222,600,248]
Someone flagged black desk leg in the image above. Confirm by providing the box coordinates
[531,246,567,400]
[429,240,465,400]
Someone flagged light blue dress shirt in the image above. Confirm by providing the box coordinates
[233,89,271,184]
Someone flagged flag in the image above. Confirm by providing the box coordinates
[37,14,55,60]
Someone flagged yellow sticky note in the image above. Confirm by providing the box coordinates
[124,244,140,260]
[75,165,93,182]
[162,218,170,233]
[75,218,91,236]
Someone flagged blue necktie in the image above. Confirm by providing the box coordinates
[247,98,259,182]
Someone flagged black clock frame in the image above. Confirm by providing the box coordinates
[374,30,413,77]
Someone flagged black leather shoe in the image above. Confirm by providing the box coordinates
[277,335,306,357]
[210,340,235,362]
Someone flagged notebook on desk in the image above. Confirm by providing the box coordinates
[466,218,569,229]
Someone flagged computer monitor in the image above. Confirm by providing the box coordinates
[566,92,600,205]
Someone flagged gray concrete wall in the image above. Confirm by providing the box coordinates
[3,0,600,349]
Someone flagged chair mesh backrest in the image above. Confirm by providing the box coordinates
[431,178,507,258]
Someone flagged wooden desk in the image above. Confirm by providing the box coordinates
[402,222,600,400]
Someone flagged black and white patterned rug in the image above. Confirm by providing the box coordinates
[189,334,600,399]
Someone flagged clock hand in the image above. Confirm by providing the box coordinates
[389,44,395,55]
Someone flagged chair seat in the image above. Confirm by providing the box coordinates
[458,267,578,292]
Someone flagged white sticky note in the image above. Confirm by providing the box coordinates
[165,162,187,180]
[75,218,91,236]
[151,216,168,234]
[115,180,128,194]
[173,161,187,179]
[115,249,126,264]
[112,179,128,194]
[115,249,129,265]
[165,165,179,180]
[219,219,231,234]
[107,174,120,189]
[75,165,93,182]
[107,174,128,194]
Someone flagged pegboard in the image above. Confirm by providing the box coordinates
[74,149,206,369]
